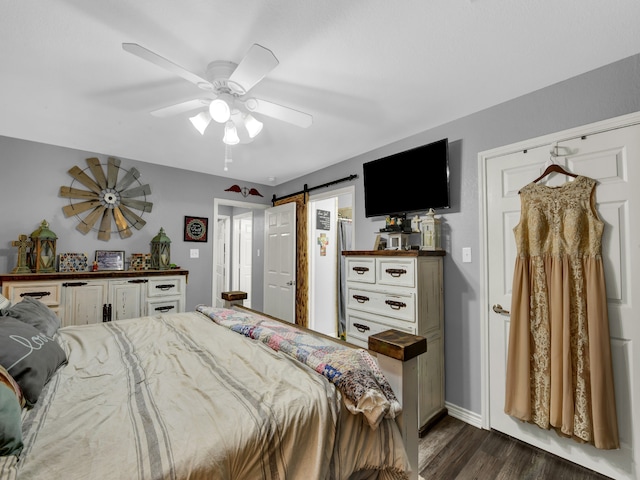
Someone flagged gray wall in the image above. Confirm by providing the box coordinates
[0,139,274,310]
[1,53,638,417]
[275,53,640,414]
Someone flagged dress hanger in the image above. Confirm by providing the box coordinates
[531,144,578,184]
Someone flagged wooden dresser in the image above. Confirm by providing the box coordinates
[342,250,445,434]
[0,269,188,327]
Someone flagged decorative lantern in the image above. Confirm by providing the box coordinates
[420,209,441,251]
[29,220,58,273]
[151,227,171,270]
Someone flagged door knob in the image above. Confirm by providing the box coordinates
[492,304,510,316]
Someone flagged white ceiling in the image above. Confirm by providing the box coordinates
[1,1,639,186]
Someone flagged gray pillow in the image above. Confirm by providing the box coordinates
[0,318,67,407]
[0,383,23,456]
[1,296,61,337]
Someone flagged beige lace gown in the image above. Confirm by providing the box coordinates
[504,175,619,450]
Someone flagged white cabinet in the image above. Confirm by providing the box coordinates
[343,251,444,433]
[1,270,188,327]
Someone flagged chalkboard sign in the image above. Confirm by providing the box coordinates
[316,209,331,230]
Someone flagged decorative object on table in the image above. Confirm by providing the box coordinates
[421,208,441,251]
[57,253,89,273]
[184,216,208,242]
[59,157,153,241]
[10,234,33,274]
[129,253,151,271]
[95,250,125,271]
[224,185,263,198]
[151,228,171,270]
[28,220,58,273]
[386,232,411,250]
[411,215,421,233]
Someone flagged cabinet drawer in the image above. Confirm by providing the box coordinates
[346,286,415,322]
[376,258,415,288]
[6,282,61,306]
[147,277,183,297]
[346,311,416,348]
[345,257,376,284]
[147,298,182,315]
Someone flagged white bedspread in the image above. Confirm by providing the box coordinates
[17,311,410,479]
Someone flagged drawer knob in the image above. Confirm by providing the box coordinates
[155,284,175,291]
[353,322,370,333]
[352,294,370,303]
[385,268,407,277]
[154,305,175,313]
[62,282,88,287]
[385,299,406,310]
[352,266,369,275]
[128,279,148,284]
[20,291,52,299]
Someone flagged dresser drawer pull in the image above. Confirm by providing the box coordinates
[155,284,175,291]
[128,279,148,284]
[352,294,370,303]
[20,291,52,299]
[154,305,175,313]
[62,282,88,287]
[353,323,370,333]
[385,299,407,310]
[352,266,369,275]
[385,268,407,277]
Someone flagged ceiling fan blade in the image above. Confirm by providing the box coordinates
[106,157,121,189]
[120,198,153,213]
[98,208,113,242]
[68,166,102,194]
[77,205,106,234]
[241,98,313,128]
[62,200,102,217]
[86,158,107,189]
[120,184,151,198]
[59,186,99,200]
[113,207,133,239]
[118,204,147,230]
[122,43,213,91]
[228,44,279,95]
[151,98,211,118]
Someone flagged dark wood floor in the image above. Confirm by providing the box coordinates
[418,415,613,480]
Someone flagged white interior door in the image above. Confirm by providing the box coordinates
[232,213,253,308]
[483,117,640,480]
[214,215,229,308]
[264,202,296,323]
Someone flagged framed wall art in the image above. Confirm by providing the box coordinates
[95,250,125,271]
[184,216,208,242]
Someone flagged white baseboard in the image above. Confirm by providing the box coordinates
[444,401,483,429]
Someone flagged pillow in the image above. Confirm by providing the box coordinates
[0,366,23,409]
[0,383,23,457]
[1,296,61,337]
[0,318,67,407]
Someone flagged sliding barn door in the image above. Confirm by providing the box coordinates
[484,118,640,479]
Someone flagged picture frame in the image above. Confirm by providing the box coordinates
[184,216,208,242]
[95,250,125,271]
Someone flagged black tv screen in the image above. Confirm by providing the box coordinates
[363,138,450,217]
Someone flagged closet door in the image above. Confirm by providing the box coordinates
[485,120,640,480]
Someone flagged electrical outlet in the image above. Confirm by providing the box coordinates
[190,249,199,259]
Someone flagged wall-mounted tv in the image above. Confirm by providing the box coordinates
[363,138,450,218]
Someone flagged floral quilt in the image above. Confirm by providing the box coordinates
[196,306,401,428]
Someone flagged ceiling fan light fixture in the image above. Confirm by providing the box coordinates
[223,121,240,145]
[244,114,263,138]
[209,93,233,123]
[189,111,212,135]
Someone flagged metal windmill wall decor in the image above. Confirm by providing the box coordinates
[60,157,153,241]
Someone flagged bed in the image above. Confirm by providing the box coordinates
[0,293,423,480]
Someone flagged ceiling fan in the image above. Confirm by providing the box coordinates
[122,43,313,144]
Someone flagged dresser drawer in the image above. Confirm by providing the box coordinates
[5,282,61,306]
[376,258,415,288]
[147,277,183,297]
[147,297,183,315]
[345,257,376,284]
[346,286,416,322]
[346,310,416,347]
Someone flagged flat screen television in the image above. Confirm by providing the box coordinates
[363,138,450,218]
